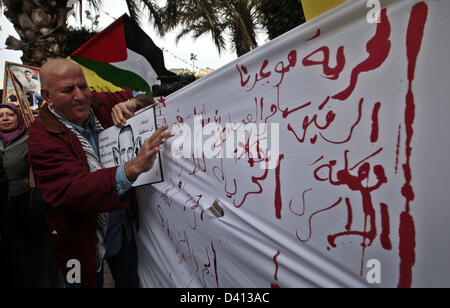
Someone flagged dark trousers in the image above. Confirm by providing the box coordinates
[0,181,9,287]
[1,190,60,288]
[96,231,140,288]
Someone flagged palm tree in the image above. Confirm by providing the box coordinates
[1,0,305,66]
[123,0,163,31]
[258,0,305,40]
[1,0,73,66]
[162,0,260,57]
[0,0,162,66]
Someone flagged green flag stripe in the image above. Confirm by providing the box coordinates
[71,56,152,95]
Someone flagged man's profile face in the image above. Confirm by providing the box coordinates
[42,62,92,127]
[118,127,134,163]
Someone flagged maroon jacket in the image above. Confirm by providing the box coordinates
[28,89,134,288]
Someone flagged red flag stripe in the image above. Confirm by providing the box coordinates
[72,17,127,63]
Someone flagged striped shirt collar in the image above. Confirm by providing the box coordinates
[48,107,97,134]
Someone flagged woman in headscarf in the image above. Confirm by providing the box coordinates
[0,103,59,288]
[0,108,9,288]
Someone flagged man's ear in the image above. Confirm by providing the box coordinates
[41,89,52,107]
[112,147,120,165]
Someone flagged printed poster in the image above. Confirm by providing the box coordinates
[98,106,163,186]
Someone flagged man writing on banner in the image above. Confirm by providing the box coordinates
[28,58,173,288]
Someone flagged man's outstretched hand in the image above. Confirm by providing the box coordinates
[124,123,174,182]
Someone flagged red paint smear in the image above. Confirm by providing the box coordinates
[380,203,392,250]
[297,198,342,243]
[282,101,312,119]
[306,29,321,41]
[371,102,381,143]
[320,98,364,144]
[275,155,285,219]
[259,59,272,79]
[395,124,401,175]
[233,165,269,208]
[271,250,281,288]
[320,150,387,253]
[398,212,416,288]
[333,9,391,101]
[273,251,280,281]
[309,156,324,166]
[319,96,331,110]
[288,104,336,144]
[345,198,353,231]
[302,46,346,80]
[237,64,250,87]
[274,69,310,118]
[190,153,207,175]
[289,188,310,216]
[349,147,383,171]
[158,97,167,108]
[398,2,428,289]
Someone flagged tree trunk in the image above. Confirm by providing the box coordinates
[232,24,256,57]
[229,1,257,58]
[234,36,252,58]
[3,0,71,67]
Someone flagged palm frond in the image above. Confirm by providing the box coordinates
[139,0,264,56]
[140,0,164,34]
[125,0,141,24]
[125,0,164,34]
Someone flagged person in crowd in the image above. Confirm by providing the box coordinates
[0,103,59,288]
[23,70,43,109]
[28,58,173,288]
[0,127,8,287]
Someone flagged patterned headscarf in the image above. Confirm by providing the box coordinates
[0,103,27,147]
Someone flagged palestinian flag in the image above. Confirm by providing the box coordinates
[70,14,175,94]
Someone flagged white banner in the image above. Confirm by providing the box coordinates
[134,0,450,288]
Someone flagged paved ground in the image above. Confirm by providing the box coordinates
[103,263,115,288]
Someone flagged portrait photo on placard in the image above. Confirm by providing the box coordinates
[2,62,43,111]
